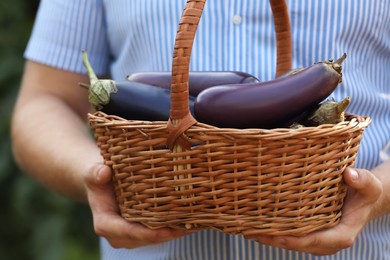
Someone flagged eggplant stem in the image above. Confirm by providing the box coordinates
[337,96,351,113]
[334,53,347,65]
[331,53,347,74]
[81,50,98,84]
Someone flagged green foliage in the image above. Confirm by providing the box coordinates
[0,1,99,259]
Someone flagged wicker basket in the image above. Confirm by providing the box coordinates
[88,0,371,236]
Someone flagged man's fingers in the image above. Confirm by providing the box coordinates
[84,163,112,186]
[343,168,382,204]
[245,220,355,256]
[94,213,192,248]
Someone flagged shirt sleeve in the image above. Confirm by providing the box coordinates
[24,0,110,76]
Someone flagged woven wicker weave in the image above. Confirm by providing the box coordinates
[88,0,371,236]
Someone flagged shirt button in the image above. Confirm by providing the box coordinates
[232,15,242,25]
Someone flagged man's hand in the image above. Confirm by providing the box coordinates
[244,167,383,256]
[84,164,193,249]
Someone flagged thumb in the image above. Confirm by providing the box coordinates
[84,163,118,214]
[84,163,112,187]
[343,167,382,204]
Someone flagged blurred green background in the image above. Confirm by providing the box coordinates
[1,1,99,259]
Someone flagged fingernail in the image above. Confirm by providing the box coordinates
[276,237,287,246]
[96,166,103,182]
[350,168,359,181]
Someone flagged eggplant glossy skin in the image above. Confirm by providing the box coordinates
[194,61,343,129]
[101,80,195,121]
[127,71,260,97]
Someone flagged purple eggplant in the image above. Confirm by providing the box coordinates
[194,54,346,129]
[101,80,195,121]
[127,71,260,97]
[81,50,260,121]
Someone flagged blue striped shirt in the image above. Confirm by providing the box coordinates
[25,0,390,259]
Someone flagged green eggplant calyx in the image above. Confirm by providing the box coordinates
[306,96,351,126]
[81,50,117,110]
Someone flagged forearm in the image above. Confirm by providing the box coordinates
[11,93,101,201]
[11,61,103,202]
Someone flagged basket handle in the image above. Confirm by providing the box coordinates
[166,0,292,150]
[270,0,292,77]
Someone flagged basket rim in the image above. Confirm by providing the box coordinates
[89,111,371,136]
